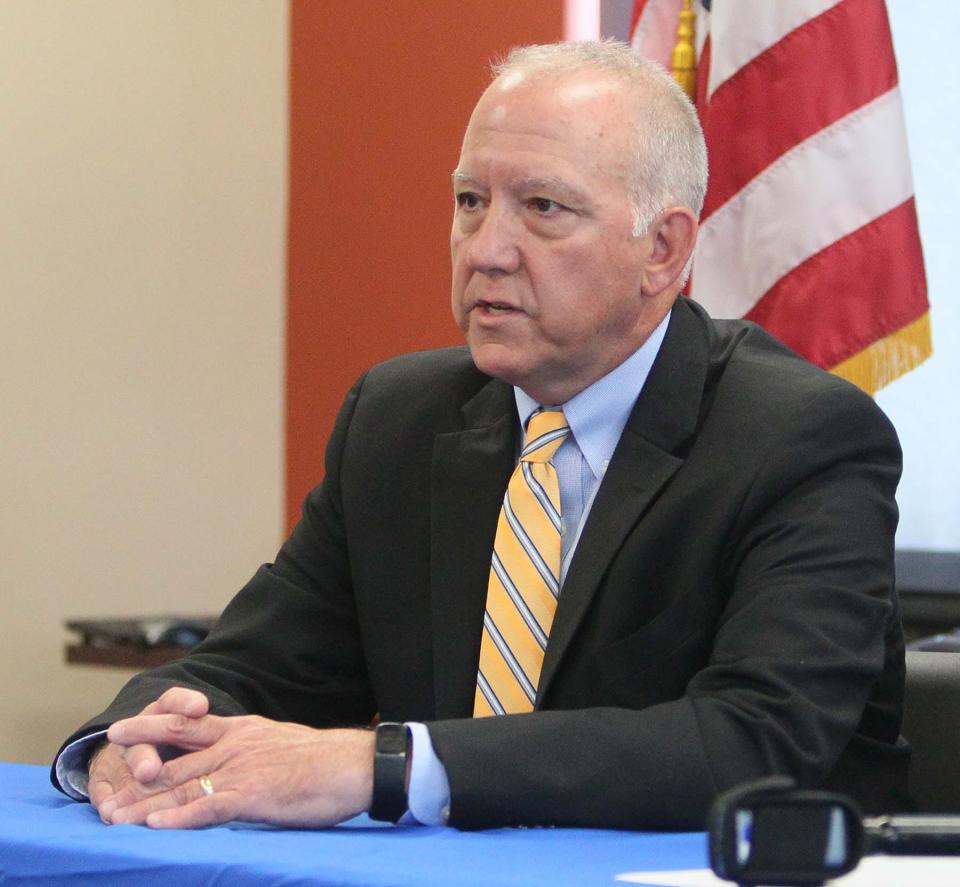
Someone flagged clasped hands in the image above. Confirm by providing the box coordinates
[89,687,375,829]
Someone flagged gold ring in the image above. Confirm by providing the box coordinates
[198,775,215,796]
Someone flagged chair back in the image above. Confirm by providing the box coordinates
[903,650,960,811]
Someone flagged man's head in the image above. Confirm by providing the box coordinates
[450,40,708,405]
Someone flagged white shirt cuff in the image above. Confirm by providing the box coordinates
[54,730,108,801]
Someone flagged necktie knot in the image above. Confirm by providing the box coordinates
[522,409,569,465]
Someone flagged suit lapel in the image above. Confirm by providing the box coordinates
[538,299,714,701]
[430,378,517,718]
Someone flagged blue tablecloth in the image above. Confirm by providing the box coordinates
[0,763,707,886]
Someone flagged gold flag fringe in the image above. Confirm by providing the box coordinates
[830,312,933,396]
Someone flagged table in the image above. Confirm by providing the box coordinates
[0,763,706,886]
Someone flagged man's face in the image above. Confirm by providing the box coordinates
[450,70,661,405]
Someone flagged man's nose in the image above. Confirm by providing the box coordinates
[465,206,521,275]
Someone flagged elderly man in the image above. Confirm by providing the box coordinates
[53,41,909,831]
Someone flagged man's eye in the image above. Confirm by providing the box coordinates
[530,197,562,215]
[456,192,483,210]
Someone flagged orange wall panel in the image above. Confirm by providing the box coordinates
[287,1,563,528]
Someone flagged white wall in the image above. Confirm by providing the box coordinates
[0,1,288,763]
[875,0,960,552]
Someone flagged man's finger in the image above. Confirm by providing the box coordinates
[87,745,120,813]
[147,687,210,719]
[110,772,234,827]
[146,793,234,830]
[121,742,164,783]
[106,743,224,825]
[107,712,225,750]
[87,742,142,823]
[110,688,211,781]
[97,753,190,821]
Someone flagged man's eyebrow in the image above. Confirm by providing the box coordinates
[451,171,481,188]
[517,176,587,204]
[451,171,587,204]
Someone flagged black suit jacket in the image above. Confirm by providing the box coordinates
[54,298,909,829]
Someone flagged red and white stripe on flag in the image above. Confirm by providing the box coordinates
[630,0,931,394]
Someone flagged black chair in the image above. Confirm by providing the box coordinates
[902,651,960,811]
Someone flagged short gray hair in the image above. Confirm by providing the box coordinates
[492,40,708,236]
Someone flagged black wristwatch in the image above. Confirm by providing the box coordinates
[369,722,410,823]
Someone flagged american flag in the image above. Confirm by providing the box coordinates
[630,0,931,394]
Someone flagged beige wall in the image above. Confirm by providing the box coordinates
[0,1,288,763]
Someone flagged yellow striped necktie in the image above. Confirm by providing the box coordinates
[474,409,570,716]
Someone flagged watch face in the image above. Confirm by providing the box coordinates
[378,724,408,755]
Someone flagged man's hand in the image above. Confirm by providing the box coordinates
[101,707,375,829]
[89,686,209,824]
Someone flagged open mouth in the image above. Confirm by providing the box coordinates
[477,300,516,314]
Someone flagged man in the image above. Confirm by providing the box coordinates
[52,41,909,831]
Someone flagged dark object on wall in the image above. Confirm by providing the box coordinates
[65,616,216,649]
[63,616,218,669]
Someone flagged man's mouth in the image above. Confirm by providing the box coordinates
[477,300,516,314]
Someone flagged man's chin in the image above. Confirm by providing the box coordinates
[467,341,527,387]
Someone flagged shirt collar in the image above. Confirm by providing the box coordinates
[514,310,671,480]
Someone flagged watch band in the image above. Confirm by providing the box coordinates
[369,722,410,823]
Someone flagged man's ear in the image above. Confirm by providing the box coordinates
[641,207,698,297]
